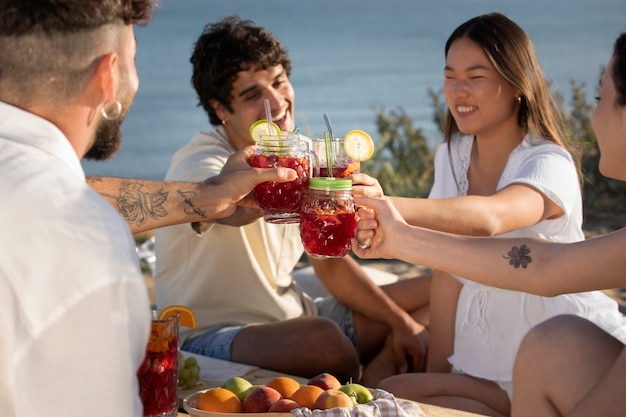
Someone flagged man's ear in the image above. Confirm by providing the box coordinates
[93,52,119,104]
[209,99,229,122]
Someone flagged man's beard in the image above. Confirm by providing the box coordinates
[84,116,124,161]
[84,74,135,161]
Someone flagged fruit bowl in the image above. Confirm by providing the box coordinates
[183,389,291,417]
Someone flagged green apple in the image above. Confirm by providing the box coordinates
[339,383,374,404]
[221,376,253,402]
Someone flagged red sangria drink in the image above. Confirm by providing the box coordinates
[300,178,357,258]
[250,133,311,223]
[318,159,360,178]
[313,138,360,178]
[137,313,179,417]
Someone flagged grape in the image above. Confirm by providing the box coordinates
[178,352,201,389]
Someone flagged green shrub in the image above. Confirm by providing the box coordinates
[364,107,434,198]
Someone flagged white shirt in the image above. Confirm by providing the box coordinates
[154,128,316,343]
[0,101,151,417]
[429,133,626,387]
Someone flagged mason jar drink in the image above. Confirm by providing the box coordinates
[312,137,360,178]
[300,177,357,258]
[249,132,312,224]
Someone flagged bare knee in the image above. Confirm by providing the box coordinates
[232,317,360,382]
[305,317,360,382]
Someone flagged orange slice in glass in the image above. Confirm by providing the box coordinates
[158,305,197,328]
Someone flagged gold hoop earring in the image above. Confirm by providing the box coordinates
[101,100,122,121]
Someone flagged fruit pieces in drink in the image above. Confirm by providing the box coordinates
[250,153,310,223]
[319,159,360,178]
[138,315,179,416]
[343,130,374,161]
[300,208,357,258]
[249,119,280,142]
[158,304,196,328]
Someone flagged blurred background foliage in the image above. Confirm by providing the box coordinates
[364,78,626,218]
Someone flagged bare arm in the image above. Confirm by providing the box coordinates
[426,270,460,373]
[389,183,562,236]
[352,196,626,296]
[88,146,296,234]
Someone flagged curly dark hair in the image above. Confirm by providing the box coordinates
[612,32,626,107]
[190,16,292,126]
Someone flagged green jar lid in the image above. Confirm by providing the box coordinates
[309,177,352,190]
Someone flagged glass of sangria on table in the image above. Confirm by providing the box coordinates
[249,131,314,224]
[300,177,357,258]
[138,311,179,417]
[137,306,196,417]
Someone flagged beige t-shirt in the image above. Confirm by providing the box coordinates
[154,128,316,342]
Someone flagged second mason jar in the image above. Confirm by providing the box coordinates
[249,132,311,224]
[299,177,357,258]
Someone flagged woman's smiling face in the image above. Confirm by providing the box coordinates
[443,37,519,139]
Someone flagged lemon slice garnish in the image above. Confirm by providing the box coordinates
[343,130,374,161]
[249,119,280,142]
[158,305,197,328]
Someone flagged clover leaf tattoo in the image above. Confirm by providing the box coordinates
[503,244,532,269]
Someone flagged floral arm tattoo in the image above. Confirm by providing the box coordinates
[503,244,532,269]
[116,180,169,227]
[89,178,209,228]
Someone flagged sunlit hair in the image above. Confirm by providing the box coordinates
[443,13,578,166]
[190,15,292,126]
[612,32,626,107]
[0,0,156,106]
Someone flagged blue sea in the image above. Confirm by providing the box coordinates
[82,0,626,180]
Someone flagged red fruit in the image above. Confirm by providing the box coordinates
[314,389,356,410]
[268,398,300,412]
[242,386,283,413]
[307,373,342,390]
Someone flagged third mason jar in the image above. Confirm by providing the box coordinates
[299,177,357,258]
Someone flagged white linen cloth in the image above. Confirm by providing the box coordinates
[0,101,151,417]
[291,390,425,417]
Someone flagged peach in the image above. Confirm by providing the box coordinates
[307,372,342,390]
[242,386,283,413]
[267,398,301,412]
[314,389,356,410]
